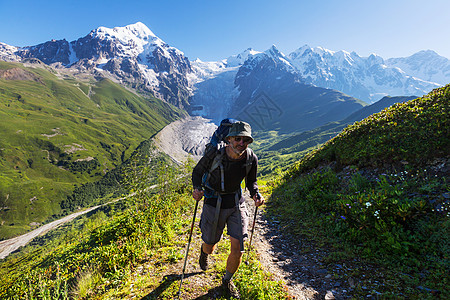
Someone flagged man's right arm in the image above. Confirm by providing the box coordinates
[192,155,208,190]
[191,148,216,198]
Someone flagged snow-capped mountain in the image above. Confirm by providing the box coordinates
[1,22,447,123]
[189,44,446,123]
[0,22,192,108]
[226,48,262,67]
[0,42,20,61]
[190,45,365,133]
[231,46,365,132]
[386,50,450,86]
[288,45,441,103]
[189,45,299,122]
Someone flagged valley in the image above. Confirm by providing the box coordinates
[0,21,449,299]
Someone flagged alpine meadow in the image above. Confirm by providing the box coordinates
[0,61,183,239]
[0,20,449,299]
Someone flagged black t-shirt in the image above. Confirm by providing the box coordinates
[192,146,258,208]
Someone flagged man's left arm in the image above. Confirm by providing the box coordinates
[246,154,264,207]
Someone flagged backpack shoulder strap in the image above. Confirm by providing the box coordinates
[209,145,226,173]
[244,148,255,177]
[203,144,227,193]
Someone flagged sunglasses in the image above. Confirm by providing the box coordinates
[233,136,252,143]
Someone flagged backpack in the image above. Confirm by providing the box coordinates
[201,118,255,197]
[204,118,238,154]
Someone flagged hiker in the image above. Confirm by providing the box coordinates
[192,121,264,298]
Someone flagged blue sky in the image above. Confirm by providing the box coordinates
[1,0,449,61]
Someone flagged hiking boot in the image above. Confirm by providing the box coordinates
[199,246,208,271]
[222,278,240,299]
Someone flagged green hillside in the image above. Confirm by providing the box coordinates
[252,96,417,177]
[0,156,287,299]
[0,61,184,239]
[288,88,448,174]
[267,86,449,297]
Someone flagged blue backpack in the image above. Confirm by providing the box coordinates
[204,118,238,154]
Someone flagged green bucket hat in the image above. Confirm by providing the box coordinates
[226,121,253,143]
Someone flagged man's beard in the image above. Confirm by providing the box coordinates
[229,143,246,156]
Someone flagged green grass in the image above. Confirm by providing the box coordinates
[0,61,184,239]
[287,85,449,175]
[266,85,450,298]
[0,160,287,299]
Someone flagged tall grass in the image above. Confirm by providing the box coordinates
[0,157,192,298]
[268,85,450,298]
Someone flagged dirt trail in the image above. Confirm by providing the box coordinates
[151,117,353,299]
[0,204,105,259]
[0,196,130,260]
[245,194,355,300]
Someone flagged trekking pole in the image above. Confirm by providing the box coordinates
[177,199,199,299]
[245,205,258,265]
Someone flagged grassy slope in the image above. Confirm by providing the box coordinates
[267,85,449,297]
[0,61,183,239]
[0,158,288,299]
[288,87,449,173]
[253,96,417,178]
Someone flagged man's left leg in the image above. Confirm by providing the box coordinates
[226,236,243,274]
[222,236,242,298]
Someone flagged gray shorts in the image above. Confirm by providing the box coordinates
[200,201,249,246]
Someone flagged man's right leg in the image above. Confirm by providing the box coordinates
[199,203,221,271]
[202,242,215,254]
[199,242,215,271]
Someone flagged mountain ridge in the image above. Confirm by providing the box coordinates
[0,22,192,108]
[0,60,183,239]
[386,49,450,85]
[1,22,447,113]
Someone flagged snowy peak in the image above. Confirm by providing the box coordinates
[265,44,284,57]
[287,45,440,102]
[289,44,311,59]
[289,45,359,69]
[386,50,450,85]
[81,22,185,62]
[0,42,20,62]
[226,48,261,67]
[407,50,441,60]
[0,22,193,108]
[367,53,384,66]
[94,22,157,41]
[244,44,296,73]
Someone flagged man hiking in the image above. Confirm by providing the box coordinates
[192,121,264,298]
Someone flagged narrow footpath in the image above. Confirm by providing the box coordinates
[141,193,352,299]
[245,194,352,300]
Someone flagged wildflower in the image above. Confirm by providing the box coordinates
[340,216,346,220]
[365,202,372,208]
[374,210,380,219]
